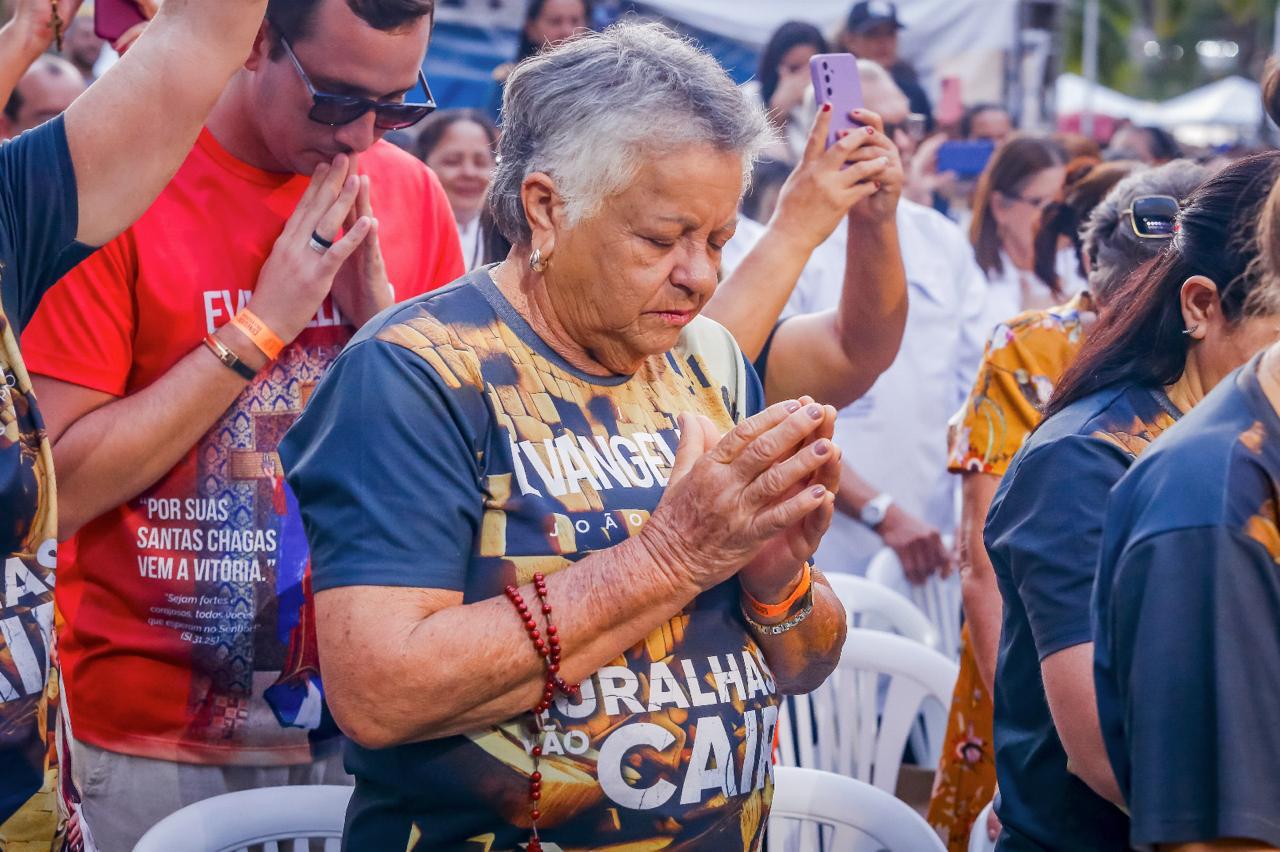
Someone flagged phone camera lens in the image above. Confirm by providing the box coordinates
[827,87,833,96]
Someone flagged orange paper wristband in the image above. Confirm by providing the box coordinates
[744,562,812,619]
[230,308,286,361]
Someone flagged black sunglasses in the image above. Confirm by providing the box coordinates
[277,34,436,130]
[1124,194,1179,240]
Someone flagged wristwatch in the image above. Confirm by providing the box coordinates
[859,492,894,528]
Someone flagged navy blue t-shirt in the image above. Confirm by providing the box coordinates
[281,271,783,851]
[984,382,1181,850]
[1095,353,1280,849]
[0,115,93,334]
[0,115,93,823]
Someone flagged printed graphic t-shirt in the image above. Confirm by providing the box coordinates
[0,117,93,825]
[21,129,464,765]
[983,381,1180,851]
[1095,354,1280,849]
[281,270,778,850]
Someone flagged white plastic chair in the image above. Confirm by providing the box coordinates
[767,765,946,852]
[866,545,963,661]
[776,628,959,795]
[824,573,942,650]
[968,800,998,852]
[133,785,353,852]
[828,572,952,769]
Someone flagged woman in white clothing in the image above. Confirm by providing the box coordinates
[417,108,498,270]
[969,135,1069,320]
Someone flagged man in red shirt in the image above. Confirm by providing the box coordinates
[22,0,463,846]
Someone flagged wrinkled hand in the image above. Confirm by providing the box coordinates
[11,0,84,53]
[111,0,159,55]
[247,154,372,345]
[767,104,893,252]
[642,400,836,594]
[877,504,949,585]
[738,398,840,602]
[331,172,393,330]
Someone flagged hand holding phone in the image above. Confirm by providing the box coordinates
[809,53,864,150]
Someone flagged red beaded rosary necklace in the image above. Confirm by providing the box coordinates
[504,573,579,851]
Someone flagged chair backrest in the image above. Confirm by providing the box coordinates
[824,573,941,650]
[767,765,946,852]
[824,573,950,769]
[133,785,353,852]
[776,628,959,793]
[865,546,963,661]
[969,800,998,852]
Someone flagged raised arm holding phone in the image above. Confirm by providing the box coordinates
[704,51,908,411]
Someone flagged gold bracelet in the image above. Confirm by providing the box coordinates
[203,335,257,381]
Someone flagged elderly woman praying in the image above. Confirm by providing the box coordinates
[282,22,899,850]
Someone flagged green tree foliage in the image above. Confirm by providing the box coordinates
[1064,0,1280,99]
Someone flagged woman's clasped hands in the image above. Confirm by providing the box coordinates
[641,397,840,599]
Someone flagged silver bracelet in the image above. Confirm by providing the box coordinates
[741,588,815,636]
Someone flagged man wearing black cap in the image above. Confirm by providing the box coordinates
[842,0,933,129]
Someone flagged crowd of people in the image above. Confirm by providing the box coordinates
[1,0,1279,850]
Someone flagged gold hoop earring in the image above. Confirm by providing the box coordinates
[529,248,547,273]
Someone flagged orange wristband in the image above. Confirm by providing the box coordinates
[230,308,286,361]
[744,562,812,619]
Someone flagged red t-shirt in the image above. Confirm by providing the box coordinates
[22,129,464,766]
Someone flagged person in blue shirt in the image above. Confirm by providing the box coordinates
[1093,177,1280,852]
[280,22,911,850]
[0,0,273,841]
[983,151,1280,850]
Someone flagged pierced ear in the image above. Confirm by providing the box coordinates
[1179,275,1220,340]
[520,171,563,260]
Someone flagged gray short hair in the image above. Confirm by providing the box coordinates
[488,21,774,245]
[1082,159,1209,302]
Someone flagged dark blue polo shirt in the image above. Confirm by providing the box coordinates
[985,382,1180,850]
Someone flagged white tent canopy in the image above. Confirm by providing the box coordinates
[1054,72,1153,118]
[1055,71,1263,144]
[1143,75,1261,129]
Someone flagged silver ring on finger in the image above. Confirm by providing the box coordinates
[308,230,334,255]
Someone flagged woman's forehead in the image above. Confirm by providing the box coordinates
[614,147,744,219]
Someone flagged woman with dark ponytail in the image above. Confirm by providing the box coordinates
[928,156,1136,850]
[981,151,1280,849]
[1043,153,1280,420]
[1091,158,1280,852]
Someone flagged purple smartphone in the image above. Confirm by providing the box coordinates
[95,0,148,43]
[809,53,864,150]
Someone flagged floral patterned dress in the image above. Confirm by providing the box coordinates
[927,293,1094,850]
